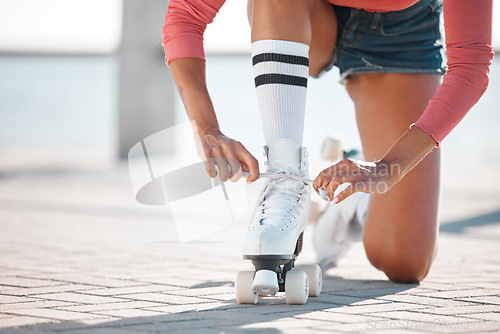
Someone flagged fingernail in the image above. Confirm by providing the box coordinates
[332,197,339,204]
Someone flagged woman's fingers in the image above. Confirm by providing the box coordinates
[314,158,398,203]
[208,146,230,182]
[240,151,259,182]
[333,183,356,204]
[202,139,259,183]
[219,141,241,182]
[215,158,231,182]
[326,179,342,201]
[314,159,372,202]
[203,156,217,178]
[313,172,325,193]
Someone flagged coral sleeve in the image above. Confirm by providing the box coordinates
[161,0,226,65]
[413,0,494,145]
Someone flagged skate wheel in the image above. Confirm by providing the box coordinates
[252,269,279,296]
[285,270,309,305]
[235,271,258,304]
[321,137,342,162]
[296,264,322,297]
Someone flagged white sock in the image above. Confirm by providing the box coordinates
[252,40,309,147]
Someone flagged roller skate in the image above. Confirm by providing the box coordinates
[235,139,322,305]
[314,192,368,269]
[312,136,369,270]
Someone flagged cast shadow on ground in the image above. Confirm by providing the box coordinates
[1,277,416,334]
[439,209,500,234]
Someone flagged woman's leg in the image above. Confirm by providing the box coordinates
[248,0,337,76]
[346,72,442,283]
[246,0,337,152]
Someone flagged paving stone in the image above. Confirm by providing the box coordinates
[323,302,426,314]
[239,317,341,329]
[130,277,203,288]
[193,292,236,302]
[417,321,500,333]
[18,317,120,332]
[190,309,284,323]
[460,313,500,321]
[417,305,500,316]
[313,322,374,333]
[415,289,500,299]
[34,275,139,288]
[128,317,240,333]
[0,277,62,289]
[142,301,232,314]
[0,296,37,305]
[0,328,57,334]
[115,293,212,305]
[1,284,99,297]
[377,295,479,307]
[320,295,390,306]
[417,282,479,291]
[295,311,384,324]
[56,301,164,313]
[160,286,234,297]
[75,284,180,296]
[0,300,77,312]
[59,328,143,334]
[2,308,108,321]
[456,295,500,306]
[334,287,420,298]
[366,310,477,325]
[30,293,125,305]
[460,282,500,289]
[0,316,55,329]
[90,308,165,318]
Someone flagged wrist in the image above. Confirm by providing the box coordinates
[191,120,221,137]
[375,157,404,181]
[379,126,436,178]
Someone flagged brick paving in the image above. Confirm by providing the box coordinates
[0,162,499,333]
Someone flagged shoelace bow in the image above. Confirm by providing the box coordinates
[244,171,313,228]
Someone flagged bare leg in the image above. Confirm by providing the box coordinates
[346,73,442,283]
[248,0,337,76]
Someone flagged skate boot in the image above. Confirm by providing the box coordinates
[235,139,322,305]
[314,192,369,270]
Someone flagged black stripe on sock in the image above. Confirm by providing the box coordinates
[254,74,308,88]
[252,53,309,66]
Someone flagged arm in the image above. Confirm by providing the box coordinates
[163,0,259,182]
[169,57,260,183]
[314,0,494,202]
[413,0,494,143]
[162,0,225,64]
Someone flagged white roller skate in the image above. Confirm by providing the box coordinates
[314,192,369,270]
[235,139,322,305]
[312,136,369,270]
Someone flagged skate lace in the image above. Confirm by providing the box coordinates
[254,171,313,228]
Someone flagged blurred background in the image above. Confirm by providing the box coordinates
[0,0,499,236]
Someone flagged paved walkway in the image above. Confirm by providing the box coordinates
[0,160,499,333]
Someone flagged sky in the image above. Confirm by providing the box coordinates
[0,0,497,54]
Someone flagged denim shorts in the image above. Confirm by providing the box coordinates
[322,0,445,82]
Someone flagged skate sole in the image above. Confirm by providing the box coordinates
[243,255,293,260]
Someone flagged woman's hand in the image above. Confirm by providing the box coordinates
[313,158,402,203]
[169,58,259,183]
[194,128,260,183]
[313,126,438,203]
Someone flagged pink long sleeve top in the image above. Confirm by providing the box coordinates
[162,0,494,145]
